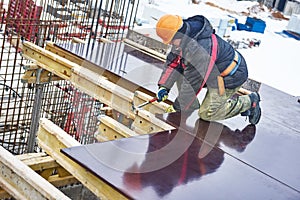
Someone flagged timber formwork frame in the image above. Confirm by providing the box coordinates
[21,40,175,138]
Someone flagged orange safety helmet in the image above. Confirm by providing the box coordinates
[156,14,183,44]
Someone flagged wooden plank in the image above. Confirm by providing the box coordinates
[47,175,78,188]
[22,41,80,80]
[37,118,129,200]
[123,38,166,62]
[72,37,86,44]
[45,42,85,65]
[39,168,55,179]
[0,146,70,200]
[71,65,175,133]
[97,115,139,141]
[21,68,62,83]
[71,65,136,119]
[132,109,175,134]
[0,177,77,199]
[22,54,70,81]
[99,37,114,43]
[125,29,169,55]
[16,152,49,160]
[0,153,79,199]
[16,152,59,171]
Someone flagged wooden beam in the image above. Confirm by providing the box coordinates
[72,37,86,44]
[132,109,175,134]
[16,152,59,171]
[0,152,79,199]
[37,118,129,200]
[47,175,78,188]
[71,66,175,133]
[17,153,77,182]
[71,65,136,119]
[123,38,166,62]
[97,115,139,141]
[0,146,70,200]
[99,37,114,43]
[22,41,79,80]
[45,42,85,65]
[125,29,169,55]
[21,66,62,83]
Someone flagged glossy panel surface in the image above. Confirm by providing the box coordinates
[157,84,300,192]
[62,124,300,199]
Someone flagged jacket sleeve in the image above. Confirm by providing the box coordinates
[158,48,184,90]
[173,73,200,111]
[173,41,213,111]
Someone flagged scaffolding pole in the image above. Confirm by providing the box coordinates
[27,68,47,153]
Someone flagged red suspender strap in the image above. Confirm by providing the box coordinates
[184,34,218,110]
[159,51,183,85]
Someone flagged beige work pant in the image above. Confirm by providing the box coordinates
[199,87,252,121]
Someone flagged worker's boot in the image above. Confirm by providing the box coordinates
[241,92,261,125]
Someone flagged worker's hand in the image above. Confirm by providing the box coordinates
[166,105,176,113]
[156,87,168,102]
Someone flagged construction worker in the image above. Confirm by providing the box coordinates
[155,14,261,125]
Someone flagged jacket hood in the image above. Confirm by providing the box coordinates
[184,15,214,40]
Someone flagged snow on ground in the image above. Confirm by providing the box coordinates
[136,0,300,97]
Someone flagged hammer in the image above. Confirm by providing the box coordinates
[132,97,158,112]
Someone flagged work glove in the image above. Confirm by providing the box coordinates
[156,87,168,102]
[165,105,176,113]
